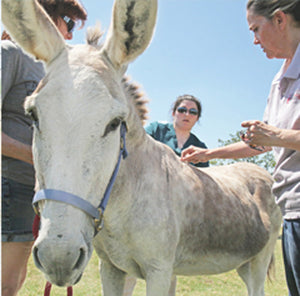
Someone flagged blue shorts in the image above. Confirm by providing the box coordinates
[2,177,35,242]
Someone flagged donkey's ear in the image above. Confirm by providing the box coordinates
[2,0,65,64]
[102,0,157,72]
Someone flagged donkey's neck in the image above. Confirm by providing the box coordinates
[127,112,148,147]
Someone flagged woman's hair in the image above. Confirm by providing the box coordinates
[172,94,202,119]
[38,0,87,26]
[247,0,300,25]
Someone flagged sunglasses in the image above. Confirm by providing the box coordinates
[176,106,198,116]
[62,15,75,33]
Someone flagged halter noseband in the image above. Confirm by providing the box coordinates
[32,122,128,235]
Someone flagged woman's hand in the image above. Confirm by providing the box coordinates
[181,146,210,164]
[241,120,300,152]
[241,120,279,146]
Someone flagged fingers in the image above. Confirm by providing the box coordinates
[181,146,209,164]
[181,152,196,163]
[241,120,259,127]
[181,155,197,164]
[241,120,264,139]
[240,120,267,151]
[181,146,200,163]
[181,146,195,158]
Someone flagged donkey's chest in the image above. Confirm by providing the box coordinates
[94,229,146,278]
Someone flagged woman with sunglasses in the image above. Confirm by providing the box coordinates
[146,94,209,168]
[182,1,300,295]
[1,1,87,295]
[37,0,87,40]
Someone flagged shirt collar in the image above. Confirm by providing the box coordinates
[282,42,300,80]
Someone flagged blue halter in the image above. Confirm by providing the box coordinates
[32,122,128,234]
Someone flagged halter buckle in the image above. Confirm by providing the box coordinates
[94,208,104,232]
[33,203,40,216]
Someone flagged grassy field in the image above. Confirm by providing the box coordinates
[19,239,287,296]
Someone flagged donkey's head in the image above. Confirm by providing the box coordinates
[2,0,157,286]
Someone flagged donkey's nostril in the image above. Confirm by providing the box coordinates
[33,246,43,270]
[73,248,86,270]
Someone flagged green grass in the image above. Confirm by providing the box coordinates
[19,240,287,296]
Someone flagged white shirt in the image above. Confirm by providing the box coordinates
[263,43,300,219]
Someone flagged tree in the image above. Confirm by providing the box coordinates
[210,131,276,173]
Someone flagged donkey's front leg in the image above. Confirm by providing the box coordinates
[100,260,126,296]
[145,268,174,296]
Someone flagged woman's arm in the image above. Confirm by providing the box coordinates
[181,141,269,164]
[2,132,33,164]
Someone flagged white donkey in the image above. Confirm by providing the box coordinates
[2,0,282,295]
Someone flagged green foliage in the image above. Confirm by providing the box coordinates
[210,131,276,173]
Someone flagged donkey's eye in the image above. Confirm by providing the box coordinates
[103,118,122,137]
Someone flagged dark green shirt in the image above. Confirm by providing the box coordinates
[145,122,209,168]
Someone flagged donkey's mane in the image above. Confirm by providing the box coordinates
[122,77,149,125]
[86,26,149,125]
[86,24,104,47]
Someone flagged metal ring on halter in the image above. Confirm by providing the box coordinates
[94,208,104,232]
[33,202,40,216]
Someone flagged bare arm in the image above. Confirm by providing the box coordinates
[2,132,33,164]
[181,141,270,164]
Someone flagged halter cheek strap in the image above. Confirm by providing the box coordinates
[32,122,128,234]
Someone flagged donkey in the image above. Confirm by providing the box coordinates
[2,0,282,295]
